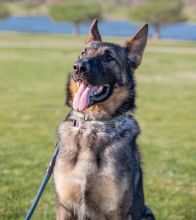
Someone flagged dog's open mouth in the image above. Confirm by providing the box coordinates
[73,81,110,112]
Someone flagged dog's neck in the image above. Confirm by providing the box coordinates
[71,110,95,121]
[68,110,137,134]
[71,109,127,122]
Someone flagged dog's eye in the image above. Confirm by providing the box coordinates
[104,54,114,62]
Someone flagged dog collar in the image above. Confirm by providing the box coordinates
[69,110,134,133]
[71,110,91,121]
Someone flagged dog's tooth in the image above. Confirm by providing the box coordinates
[94,91,99,95]
[97,86,103,93]
[93,85,105,96]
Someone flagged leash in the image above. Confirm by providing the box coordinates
[25,145,59,220]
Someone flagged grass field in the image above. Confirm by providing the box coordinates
[0,33,195,220]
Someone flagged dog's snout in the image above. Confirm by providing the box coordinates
[80,61,90,73]
[73,61,90,74]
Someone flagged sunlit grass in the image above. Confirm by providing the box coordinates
[0,34,195,220]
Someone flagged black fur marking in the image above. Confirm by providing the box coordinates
[120,59,136,112]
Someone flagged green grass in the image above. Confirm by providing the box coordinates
[0,33,196,220]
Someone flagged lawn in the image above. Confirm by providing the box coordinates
[0,33,195,220]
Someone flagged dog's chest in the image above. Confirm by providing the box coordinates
[54,119,137,213]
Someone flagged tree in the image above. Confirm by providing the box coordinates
[49,2,102,35]
[128,0,187,39]
[0,4,10,20]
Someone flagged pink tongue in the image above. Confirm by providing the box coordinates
[73,82,95,112]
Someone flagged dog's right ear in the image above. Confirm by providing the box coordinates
[124,24,148,69]
[85,19,102,44]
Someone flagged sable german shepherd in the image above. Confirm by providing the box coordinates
[54,20,155,220]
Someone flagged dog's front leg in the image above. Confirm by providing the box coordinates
[56,203,74,220]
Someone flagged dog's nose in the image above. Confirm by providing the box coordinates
[73,61,90,74]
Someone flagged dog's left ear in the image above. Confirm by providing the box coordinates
[85,19,102,44]
[125,24,148,69]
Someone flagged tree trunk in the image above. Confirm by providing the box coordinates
[75,23,80,36]
[152,23,160,39]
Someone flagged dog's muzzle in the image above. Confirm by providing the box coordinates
[73,59,90,80]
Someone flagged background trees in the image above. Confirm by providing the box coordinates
[49,2,102,35]
[128,0,187,39]
[0,0,194,38]
[0,3,10,20]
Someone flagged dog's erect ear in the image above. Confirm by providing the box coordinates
[85,19,102,44]
[125,24,148,69]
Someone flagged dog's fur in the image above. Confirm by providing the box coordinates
[54,20,155,220]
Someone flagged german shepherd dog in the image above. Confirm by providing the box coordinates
[54,20,155,220]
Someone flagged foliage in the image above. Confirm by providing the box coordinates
[49,2,102,34]
[0,4,10,19]
[128,0,187,38]
[0,33,195,219]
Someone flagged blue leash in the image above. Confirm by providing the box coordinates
[25,145,59,220]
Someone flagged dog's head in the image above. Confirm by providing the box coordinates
[66,19,148,120]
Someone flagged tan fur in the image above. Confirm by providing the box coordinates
[54,119,138,219]
[84,86,129,120]
[69,79,79,99]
